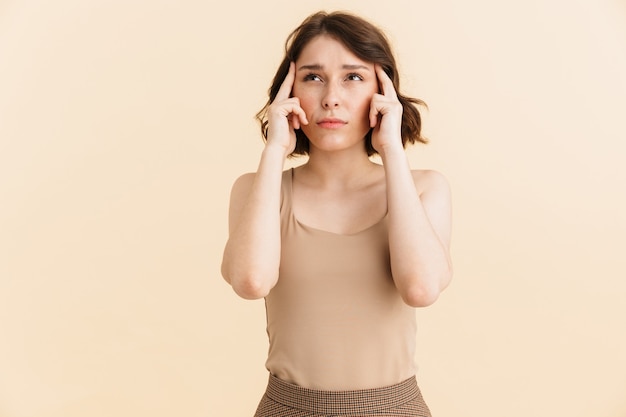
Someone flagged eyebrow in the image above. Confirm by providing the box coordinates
[297,64,370,71]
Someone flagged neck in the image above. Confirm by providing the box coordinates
[299,146,379,189]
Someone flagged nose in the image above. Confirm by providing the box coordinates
[322,84,340,108]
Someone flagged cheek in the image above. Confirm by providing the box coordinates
[355,94,374,118]
[294,93,316,116]
[292,82,323,107]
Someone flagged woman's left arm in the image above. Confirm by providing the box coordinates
[371,65,452,307]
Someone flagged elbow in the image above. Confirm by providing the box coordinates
[221,252,278,299]
[221,264,275,300]
[401,285,440,307]
[232,274,273,300]
[400,268,453,308]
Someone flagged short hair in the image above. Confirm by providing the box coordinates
[256,10,427,157]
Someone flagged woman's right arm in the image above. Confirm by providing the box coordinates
[220,148,287,299]
[220,62,307,299]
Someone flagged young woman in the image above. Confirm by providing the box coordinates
[221,10,452,417]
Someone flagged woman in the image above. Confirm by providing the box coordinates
[221,10,452,417]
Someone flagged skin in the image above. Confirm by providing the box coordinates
[221,35,452,306]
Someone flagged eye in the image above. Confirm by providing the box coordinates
[303,73,323,82]
[346,73,364,81]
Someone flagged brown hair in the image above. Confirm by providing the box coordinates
[256,10,427,157]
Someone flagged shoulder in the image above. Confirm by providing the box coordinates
[228,169,290,203]
[410,169,451,197]
[231,172,256,193]
[410,169,453,246]
[228,172,257,209]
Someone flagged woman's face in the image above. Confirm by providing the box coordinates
[292,35,379,153]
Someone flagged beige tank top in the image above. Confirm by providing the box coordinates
[264,168,417,390]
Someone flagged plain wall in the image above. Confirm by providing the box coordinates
[1,0,625,416]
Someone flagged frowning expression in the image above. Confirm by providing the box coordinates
[292,35,379,153]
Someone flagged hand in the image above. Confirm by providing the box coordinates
[266,62,308,157]
[369,64,403,154]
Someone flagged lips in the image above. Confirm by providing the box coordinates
[317,118,347,129]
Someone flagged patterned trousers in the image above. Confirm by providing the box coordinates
[254,374,432,417]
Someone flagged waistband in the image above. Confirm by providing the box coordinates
[264,374,420,414]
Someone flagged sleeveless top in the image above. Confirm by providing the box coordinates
[263,168,417,390]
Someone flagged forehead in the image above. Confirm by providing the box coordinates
[297,35,368,66]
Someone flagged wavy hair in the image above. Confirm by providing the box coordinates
[256,11,427,157]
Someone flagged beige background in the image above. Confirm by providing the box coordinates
[1,0,625,416]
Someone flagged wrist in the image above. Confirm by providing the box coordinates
[263,143,291,160]
[378,142,406,160]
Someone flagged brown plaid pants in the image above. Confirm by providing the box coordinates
[254,374,432,417]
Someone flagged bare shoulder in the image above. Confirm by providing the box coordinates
[230,172,256,197]
[410,169,451,196]
[411,169,452,248]
[227,172,256,230]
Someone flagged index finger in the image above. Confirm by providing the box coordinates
[275,62,296,101]
[375,64,397,98]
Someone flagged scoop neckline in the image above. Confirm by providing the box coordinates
[287,167,388,237]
